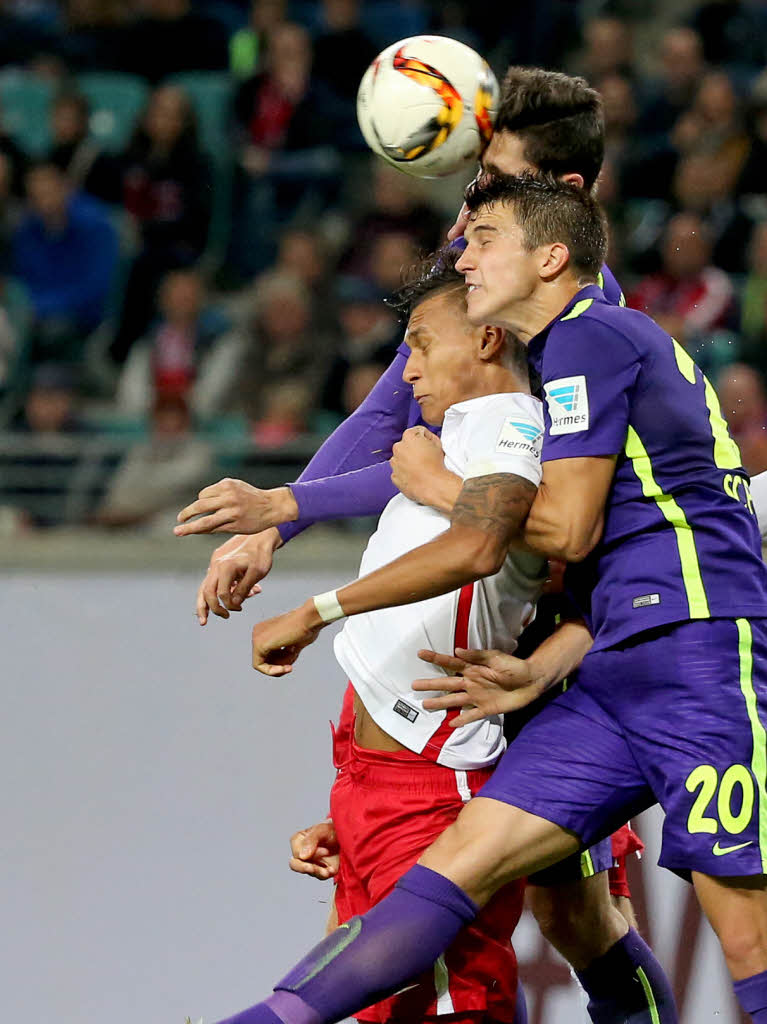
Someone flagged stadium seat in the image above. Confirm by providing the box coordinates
[0,73,54,156]
[166,71,233,156]
[77,73,149,153]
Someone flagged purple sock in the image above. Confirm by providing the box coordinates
[735,969,767,1022]
[513,980,528,1024]
[211,865,478,1024]
[576,928,678,1023]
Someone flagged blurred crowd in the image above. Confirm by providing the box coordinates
[3,0,767,531]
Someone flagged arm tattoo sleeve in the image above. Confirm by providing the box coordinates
[451,473,538,546]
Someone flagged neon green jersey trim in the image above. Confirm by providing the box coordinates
[619,291,627,307]
[625,426,710,618]
[597,270,605,289]
[670,337,697,384]
[561,298,595,321]
[736,618,767,872]
[580,849,595,877]
[636,967,661,1024]
[703,375,742,469]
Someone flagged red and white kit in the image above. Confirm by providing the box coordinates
[330,393,546,1022]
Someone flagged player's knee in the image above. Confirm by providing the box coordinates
[716,916,767,971]
[528,876,627,968]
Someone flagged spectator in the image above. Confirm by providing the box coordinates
[638,27,707,143]
[235,270,332,422]
[231,22,345,274]
[47,90,121,203]
[342,163,443,275]
[342,362,385,416]
[689,0,767,75]
[117,267,234,418]
[319,275,398,419]
[570,16,635,83]
[739,221,767,372]
[737,69,767,199]
[0,151,23,271]
[312,0,377,102]
[368,231,419,293]
[13,160,118,369]
[629,211,736,346]
[122,0,228,83]
[671,71,749,188]
[716,362,767,475]
[8,363,88,528]
[110,84,211,364]
[0,97,28,197]
[672,150,755,273]
[229,0,288,80]
[56,0,134,72]
[252,379,313,447]
[97,393,214,530]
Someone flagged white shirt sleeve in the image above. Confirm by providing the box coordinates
[462,393,543,487]
[751,471,767,541]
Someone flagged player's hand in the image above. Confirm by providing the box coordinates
[196,528,282,624]
[252,601,325,676]
[391,427,453,508]
[289,820,340,880]
[412,647,547,725]
[175,480,298,537]
[447,200,470,241]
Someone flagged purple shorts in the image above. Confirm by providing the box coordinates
[527,835,613,887]
[480,617,767,878]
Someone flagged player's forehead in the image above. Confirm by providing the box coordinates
[481,132,534,176]
[465,203,518,239]
[406,287,465,341]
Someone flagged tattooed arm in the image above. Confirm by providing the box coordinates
[251,473,539,673]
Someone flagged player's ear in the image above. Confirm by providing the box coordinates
[539,242,570,282]
[478,325,505,361]
[562,172,585,189]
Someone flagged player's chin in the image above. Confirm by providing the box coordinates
[465,290,488,325]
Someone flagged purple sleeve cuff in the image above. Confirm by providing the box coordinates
[279,462,398,542]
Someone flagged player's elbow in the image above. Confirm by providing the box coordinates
[461,530,507,577]
[548,520,602,563]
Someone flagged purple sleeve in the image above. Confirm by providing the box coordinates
[278,343,424,543]
[541,319,640,461]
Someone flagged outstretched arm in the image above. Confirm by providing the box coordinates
[251,472,538,674]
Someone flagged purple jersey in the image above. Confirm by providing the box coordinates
[280,266,623,542]
[528,284,767,651]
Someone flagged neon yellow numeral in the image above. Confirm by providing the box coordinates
[686,764,756,835]
[718,764,755,835]
[686,764,719,834]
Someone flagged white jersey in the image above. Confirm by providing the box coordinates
[751,470,767,541]
[334,392,547,770]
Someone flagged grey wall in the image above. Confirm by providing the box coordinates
[1,574,739,1023]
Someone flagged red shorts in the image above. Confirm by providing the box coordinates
[330,724,525,1024]
[608,824,644,900]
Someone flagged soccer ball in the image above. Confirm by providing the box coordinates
[357,35,499,179]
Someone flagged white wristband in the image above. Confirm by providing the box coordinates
[313,589,345,623]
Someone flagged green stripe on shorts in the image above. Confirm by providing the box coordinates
[737,618,767,872]
[636,967,661,1024]
[580,849,596,877]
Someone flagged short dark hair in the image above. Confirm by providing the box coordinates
[388,245,466,319]
[464,172,608,280]
[389,246,530,380]
[495,67,604,191]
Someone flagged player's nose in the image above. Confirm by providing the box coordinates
[402,353,420,384]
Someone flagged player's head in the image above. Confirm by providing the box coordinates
[482,67,604,192]
[390,246,530,425]
[456,173,607,333]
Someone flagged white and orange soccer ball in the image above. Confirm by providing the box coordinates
[356,35,500,179]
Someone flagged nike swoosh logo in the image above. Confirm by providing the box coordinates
[712,840,753,856]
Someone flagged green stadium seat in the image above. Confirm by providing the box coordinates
[77,73,149,153]
[0,74,54,156]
